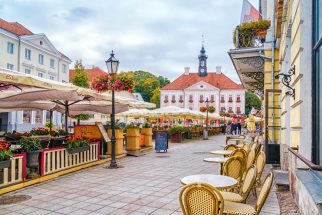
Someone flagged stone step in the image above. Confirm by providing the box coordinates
[273,170,290,191]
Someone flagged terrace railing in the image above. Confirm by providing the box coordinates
[0,153,26,188]
[40,143,99,176]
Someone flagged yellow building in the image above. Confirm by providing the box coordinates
[230,0,322,214]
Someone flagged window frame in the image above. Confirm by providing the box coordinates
[25,48,31,60]
[38,54,44,65]
[7,63,14,70]
[25,69,31,74]
[312,0,322,164]
[50,59,55,69]
[7,42,14,54]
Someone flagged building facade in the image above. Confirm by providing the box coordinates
[0,19,71,131]
[160,46,246,114]
[230,0,322,214]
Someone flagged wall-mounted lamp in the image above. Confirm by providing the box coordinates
[275,65,295,99]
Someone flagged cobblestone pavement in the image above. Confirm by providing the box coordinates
[0,135,280,215]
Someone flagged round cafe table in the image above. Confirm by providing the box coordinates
[204,157,229,174]
[209,150,232,156]
[180,174,237,189]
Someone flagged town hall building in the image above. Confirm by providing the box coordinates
[160,45,246,115]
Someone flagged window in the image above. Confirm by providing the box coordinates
[220,95,225,102]
[62,64,67,73]
[228,95,233,102]
[199,95,204,102]
[210,95,215,102]
[171,95,176,103]
[236,95,241,101]
[25,69,31,74]
[164,95,168,103]
[7,42,14,54]
[23,111,31,123]
[236,107,241,113]
[35,110,43,123]
[221,107,225,111]
[6,64,14,70]
[49,76,54,80]
[312,0,322,164]
[38,54,44,65]
[50,59,55,68]
[38,72,43,78]
[25,49,31,60]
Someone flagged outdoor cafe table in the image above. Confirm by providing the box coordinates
[180,174,237,190]
[209,150,232,156]
[203,157,229,174]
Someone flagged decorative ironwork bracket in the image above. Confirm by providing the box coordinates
[275,65,295,99]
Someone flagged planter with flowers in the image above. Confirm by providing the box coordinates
[179,99,184,103]
[5,131,23,142]
[141,122,153,147]
[0,139,12,169]
[107,123,124,155]
[65,136,90,154]
[21,138,42,178]
[126,124,141,151]
[200,107,207,112]
[168,125,184,143]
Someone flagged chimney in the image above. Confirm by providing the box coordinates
[184,67,190,75]
[216,66,222,74]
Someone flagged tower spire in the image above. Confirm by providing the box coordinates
[198,35,208,77]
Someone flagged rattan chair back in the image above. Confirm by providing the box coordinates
[253,136,259,144]
[225,144,237,151]
[179,182,224,215]
[255,172,274,214]
[242,144,251,154]
[240,165,257,201]
[246,149,256,170]
[255,151,266,185]
[222,156,245,184]
[251,141,258,152]
[230,148,247,161]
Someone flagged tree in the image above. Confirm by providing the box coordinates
[151,88,160,108]
[71,60,89,88]
[71,60,90,123]
[245,91,261,115]
[157,76,170,88]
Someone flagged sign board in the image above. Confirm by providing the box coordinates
[96,122,110,143]
[155,131,168,152]
[74,125,102,140]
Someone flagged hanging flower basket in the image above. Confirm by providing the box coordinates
[179,99,184,103]
[92,72,135,92]
[189,99,193,103]
[208,106,216,113]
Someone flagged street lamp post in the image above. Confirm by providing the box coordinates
[106,50,119,169]
[203,98,209,140]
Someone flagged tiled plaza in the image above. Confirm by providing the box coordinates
[0,135,280,215]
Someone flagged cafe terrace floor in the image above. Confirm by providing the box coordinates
[0,135,280,215]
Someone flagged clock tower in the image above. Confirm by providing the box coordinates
[198,41,208,77]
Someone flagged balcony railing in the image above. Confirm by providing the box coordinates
[233,20,271,49]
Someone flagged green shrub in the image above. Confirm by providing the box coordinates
[168,125,184,135]
[20,138,42,152]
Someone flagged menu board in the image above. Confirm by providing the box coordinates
[96,122,110,143]
[74,125,102,140]
[155,131,168,152]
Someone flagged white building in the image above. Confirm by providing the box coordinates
[160,45,246,114]
[0,19,71,131]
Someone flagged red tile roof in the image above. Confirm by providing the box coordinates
[161,72,244,90]
[69,66,107,83]
[0,19,33,35]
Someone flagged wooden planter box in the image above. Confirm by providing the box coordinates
[0,160,11,169]
[141,128,153,147]
[67,145,90,154]
[170,133,182,143]
[126,128,140,151]
[107,129,124,155]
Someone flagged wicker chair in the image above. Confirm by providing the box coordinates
[252,150,267,197]
[179,182,224,215]
[242,149,256,180]
[221,165,257,203]
[222,156,245,187]
[230,148,247,161]
[223,172,274,215]
[241,144,251,155]
[225,144,237,151]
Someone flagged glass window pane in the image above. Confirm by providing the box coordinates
[35,110,43,123]
[23,111,31,123]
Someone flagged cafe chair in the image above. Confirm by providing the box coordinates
[241,144,250,155]
[230,148,247,161]
[220,165,257,203]
[222,156,245,188]
[225,144,237,151]
[179,182,224,215]
[223,172,274,215]
[252,151,266,197]
[242,149,256,180]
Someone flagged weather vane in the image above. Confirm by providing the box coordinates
[202,34,205,47]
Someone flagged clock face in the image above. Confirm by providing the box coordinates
[200,68,205,73]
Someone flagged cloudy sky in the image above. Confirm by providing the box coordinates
[0,0,258,82]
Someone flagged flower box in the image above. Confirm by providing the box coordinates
[171,100,176,103]
[67,145,90,154]
[164,100,169,103]
[0,159,10,169]
[189,100,193,103]
[199,100,204,103]
[179,99,184,103]
[228,99,233,103]
[220,100,225,103]
[236,100,241,103]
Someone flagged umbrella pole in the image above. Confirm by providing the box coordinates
[65,101,69,133]
[49,110,53,133]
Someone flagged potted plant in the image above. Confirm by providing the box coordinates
[208,106,216,113]
[5,131,23,142]
[0,140,12,169]
[29,128,50,136]
[168,125,184,143]
[107,122,124,155]
[126,123,140,151]
[141,122,153,147]
[21,138,42,178]
[65,136,90,154]
[58,129,68,136]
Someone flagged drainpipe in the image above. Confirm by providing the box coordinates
[15,37,21,131]
[271,0,276,144]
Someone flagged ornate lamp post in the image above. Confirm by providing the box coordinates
[203,98,209,140]
[106,50,119,169]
